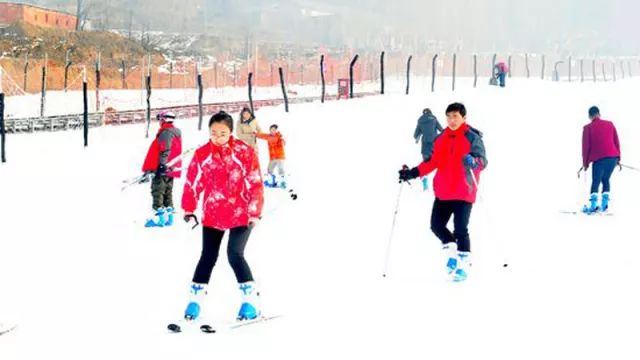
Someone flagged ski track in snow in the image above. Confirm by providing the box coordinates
[0,78,639,359]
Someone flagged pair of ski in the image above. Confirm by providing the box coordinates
[560,210,613,216]
[168,315,281,334]
[265,185,298,200]
[121,147,196,191]
[0,323,17,336]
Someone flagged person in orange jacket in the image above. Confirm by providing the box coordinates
[256,124,287,188]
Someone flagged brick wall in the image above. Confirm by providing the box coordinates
[0,2,77,30]
[22,5,77,30]
[0,3,23,25]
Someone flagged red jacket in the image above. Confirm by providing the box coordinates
[496,62,508,74]
[417,123,487,204]
[142,122,182,178]
[582,117,621,168]
[256,132,286,160]
[182,137,264,230]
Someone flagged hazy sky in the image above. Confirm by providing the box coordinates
[15,0,640,54]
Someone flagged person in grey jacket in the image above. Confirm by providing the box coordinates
[414,108,444,161]
[236,107,262,150]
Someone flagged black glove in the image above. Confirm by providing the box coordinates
[398,165,420,183]
[184,214,200,229]
[156,164,168,177]
[139,171,154,184]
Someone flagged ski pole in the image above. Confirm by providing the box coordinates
[382,182,405,278]
[121,172,154,191]
[121,147,195,191]
[620,163,640,172]
[577,167,584,178]
[469,170,509,268]
[184,214,199,230]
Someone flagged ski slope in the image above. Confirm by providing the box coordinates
[1,77,639,360]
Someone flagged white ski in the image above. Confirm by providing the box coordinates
[0,323,17,336]
[167,315,282,334]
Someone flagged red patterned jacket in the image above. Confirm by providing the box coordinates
[182,137,264,230]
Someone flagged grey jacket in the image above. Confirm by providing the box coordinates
[158,127,181,166]
[236,118,262,149]
[414,113,444,160]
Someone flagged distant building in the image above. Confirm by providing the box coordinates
[0,2,77,31]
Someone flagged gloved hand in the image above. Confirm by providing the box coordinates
[139,171,154,184]
[398,165,420,183]
[463,155,479,169]
[248,217,260,228]
[156,164,168,177]
[184,213,200,229]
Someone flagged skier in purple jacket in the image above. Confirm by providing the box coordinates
[581,106,621,213]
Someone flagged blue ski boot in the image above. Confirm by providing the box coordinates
[452,251,471,282]
[144,207,167,227]
[421,176,429,191]
[601,192,610,212]
[184,283,207,321]
[264,174,277,188]
[443,242,458,275]
[237,282,260,321]
[277,175,287,189]
[165,207,175,226]
[582,193,599,214]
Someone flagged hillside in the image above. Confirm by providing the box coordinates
[0,21,158,67]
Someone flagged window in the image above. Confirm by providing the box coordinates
[56,19,59,25]
[35,15,38,21]
[45,14,49,23]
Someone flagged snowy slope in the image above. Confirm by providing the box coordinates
[0,77,639,360]
[2,80,383,119]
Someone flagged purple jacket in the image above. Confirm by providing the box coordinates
[582,118,621,168]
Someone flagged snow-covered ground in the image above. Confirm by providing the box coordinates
[0,77,639,359]
[3,75,484,119]
[2,79,385,119]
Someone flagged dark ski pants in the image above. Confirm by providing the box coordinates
[151,176,174,209]
[590,157,619,194]
[192,226,254,284]
[430,198,473,252]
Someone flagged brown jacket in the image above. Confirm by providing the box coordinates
[236,118,262,149]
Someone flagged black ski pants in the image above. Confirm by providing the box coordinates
[192,226,254,284]
[430,198,473,252]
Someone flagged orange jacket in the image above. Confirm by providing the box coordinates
[256,132,286,160]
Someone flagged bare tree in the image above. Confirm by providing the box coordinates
[75,0,93,31]
[75,0,83,31]
[128,8,133,39]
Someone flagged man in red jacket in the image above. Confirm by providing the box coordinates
[142,111,183,227]
[399,103,487,282]
[581,106,621,213]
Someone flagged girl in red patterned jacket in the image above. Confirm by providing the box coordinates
[179,111,264,323]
